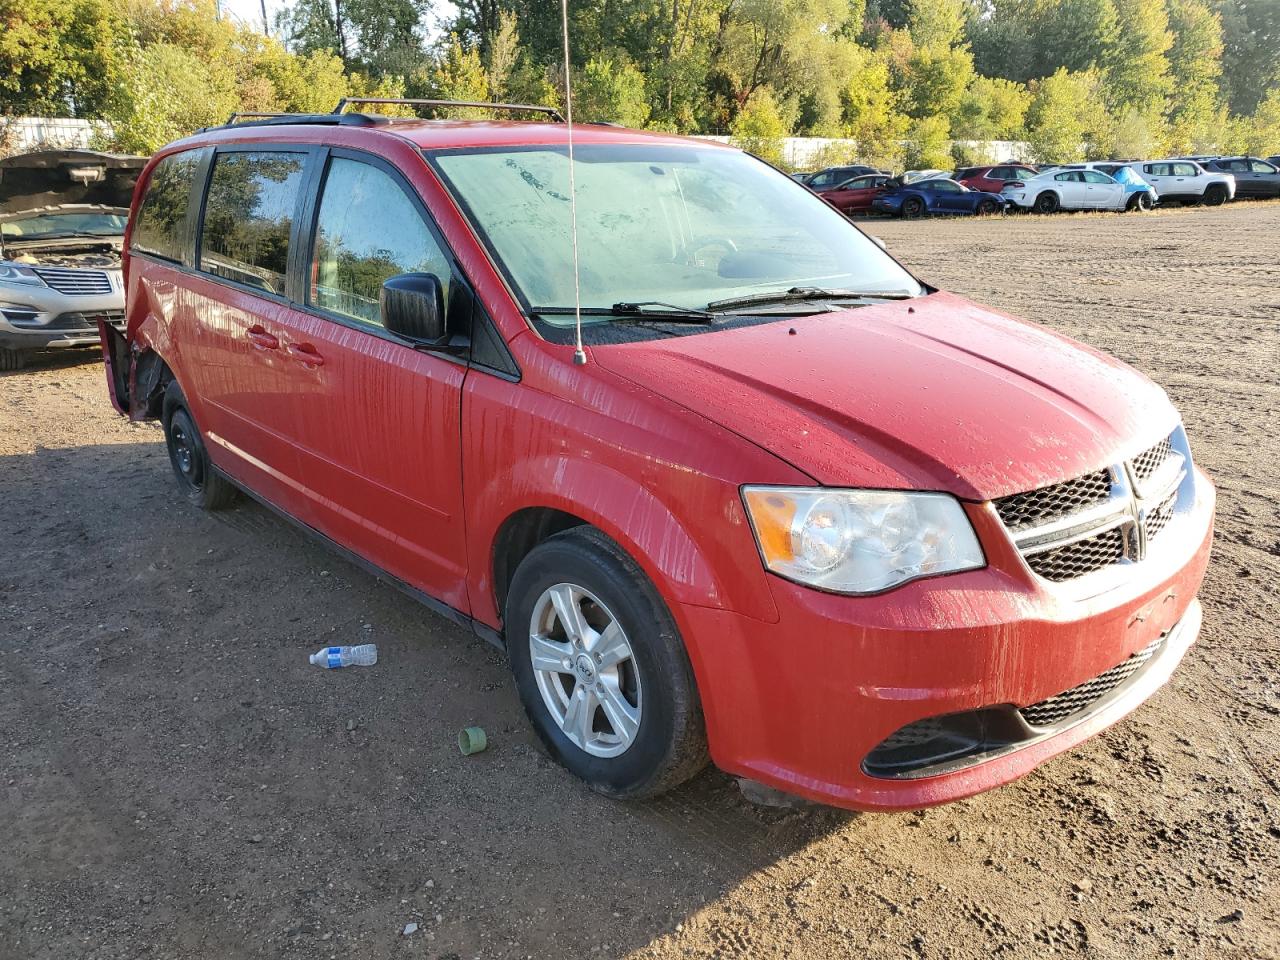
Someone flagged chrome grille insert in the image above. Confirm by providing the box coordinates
[32,266,113,295]
[993,430,1189,584]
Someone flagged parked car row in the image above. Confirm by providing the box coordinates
[802,154,1280,219]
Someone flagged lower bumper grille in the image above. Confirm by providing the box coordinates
[862,602,1199,780]
[46,310,125,333]
[1019,635,1164,727]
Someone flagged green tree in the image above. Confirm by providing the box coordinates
[729,87,790,166]
[903,114,952,167]
[1166,0,1226,152]
[1026,67,1112,161]
[953,75,1031,139]
[840,46,910,165]
[576,55,652,127]
[107,42,238,152]
[416,36,491,115]
[0,0,123,116]
[1103,0,1173,115]
[1216,0,1280,115]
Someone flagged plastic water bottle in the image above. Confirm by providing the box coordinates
[309,644,378,669]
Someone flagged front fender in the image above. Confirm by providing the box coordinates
[466,454,779,630]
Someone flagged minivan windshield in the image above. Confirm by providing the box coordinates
[1,211,128,241]
[431,144,923,325]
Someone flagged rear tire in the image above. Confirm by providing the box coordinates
[1033,192,1060,214]
[162,381,238,511]
[0,348,28,372]
[902,197,925,218]
[505,526,708,800]
[1203,185,1228,206]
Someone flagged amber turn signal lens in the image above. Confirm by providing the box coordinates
[743,488,797,563]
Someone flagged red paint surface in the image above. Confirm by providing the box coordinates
[817,176,890,213]
[958,165,1041,194]
[109,121,1216,810]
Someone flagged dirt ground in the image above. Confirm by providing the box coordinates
[2,203,1278,960]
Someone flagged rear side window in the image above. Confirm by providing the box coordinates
[1172,163,1198,177]
[309,156,453,327]
[131,152,200,263]
[199,151,306,295]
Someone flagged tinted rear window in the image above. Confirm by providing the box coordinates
[198,151,306,295]
[131,152,200,263]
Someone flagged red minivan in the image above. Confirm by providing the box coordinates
[101,104,1214,811]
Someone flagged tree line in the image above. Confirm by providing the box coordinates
[1,0,1277,167]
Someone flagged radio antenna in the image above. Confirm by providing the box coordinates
[560,0,587,365]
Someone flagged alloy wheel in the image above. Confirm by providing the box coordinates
[529,583,643,758]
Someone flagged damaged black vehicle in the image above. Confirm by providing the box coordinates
[0,150,144,371]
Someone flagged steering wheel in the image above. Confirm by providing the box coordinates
[684,236,739,268]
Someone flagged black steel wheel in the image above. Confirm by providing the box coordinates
[162,381,239,510]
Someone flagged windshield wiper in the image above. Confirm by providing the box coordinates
[706,287,917,312]
[530,302,718,325]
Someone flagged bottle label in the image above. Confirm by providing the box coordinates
[326,647,343,669]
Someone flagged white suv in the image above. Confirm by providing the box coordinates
[1124,160,1234,206]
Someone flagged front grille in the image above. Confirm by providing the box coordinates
[994,431,1186,584]
[1019,636,1164,727]
[1026,526,1126,582]
[32,266,113,295]
[1130,437,1173,485]
[993,469,1112,530]
[1145,489,1178,541]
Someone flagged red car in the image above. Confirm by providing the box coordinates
[817,173,891,214]
[956,163,1039,194]
[101,104,1214,812]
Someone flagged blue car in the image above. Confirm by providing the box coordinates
[872,177,1006,217]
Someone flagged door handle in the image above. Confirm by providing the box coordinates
[288,342,325,367]
[246,325,279,350]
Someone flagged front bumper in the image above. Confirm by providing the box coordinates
[677,468,1214,811]
[0,283,124,351]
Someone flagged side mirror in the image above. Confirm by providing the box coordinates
[382,273,445,342]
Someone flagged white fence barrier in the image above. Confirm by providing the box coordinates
[1,117,116,155]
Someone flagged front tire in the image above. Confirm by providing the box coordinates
[162,381,239,511]
[506,526,708,799]
[976,199,998,216]
[0,347,29,372]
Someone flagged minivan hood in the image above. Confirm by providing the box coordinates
[595,292,1178,501]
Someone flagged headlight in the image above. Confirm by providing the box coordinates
[742,487,985,594]
[0,262,46,286]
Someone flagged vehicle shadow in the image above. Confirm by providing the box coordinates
[0,438,863,960]
[0,346,104,378]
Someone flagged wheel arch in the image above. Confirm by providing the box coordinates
[470,456,775,633]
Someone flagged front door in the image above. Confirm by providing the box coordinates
[268,151,472,608]
[1082,170,1123,209]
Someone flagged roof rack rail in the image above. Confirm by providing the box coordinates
[332,97,565,123]
[207,112,386,132]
